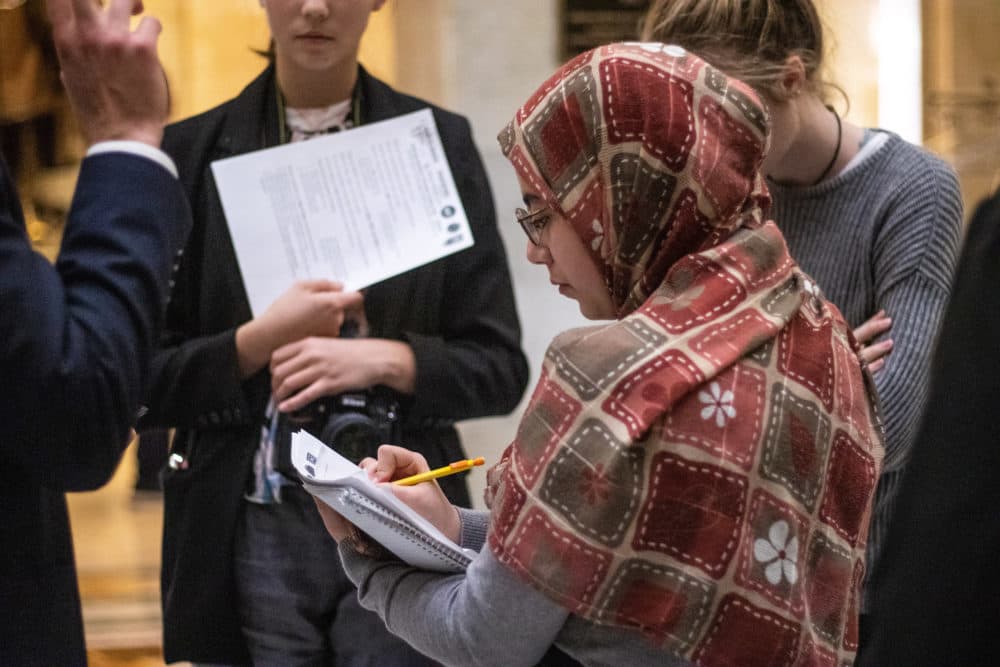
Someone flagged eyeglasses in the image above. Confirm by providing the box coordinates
[515,206,552,246]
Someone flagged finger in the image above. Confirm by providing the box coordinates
[269,357,292,388]
[278,380,332,413]
[132,14,162,43]
[858,339,893,364]
[362,455,393,483]
[313,498,352,541]
[358,457,378,476]
[270,340,305,369]
[852,323,875,344]
[853,312,886,333]
[272,359,316,399]
[316,291,357,319]
[107,0,136,25]
[46,0,76,29]
[867,358,885,374]
[344,299,368,324]
[270,348,313,388]
[868,317,892,335]
[68,0,98,21]
[853,317,892,344]
[335,290,365,312]
[274,366,323,402]
[162,64,172,115]
[299,279,344,292]
[377,445,429,479]
[278,392,312,414]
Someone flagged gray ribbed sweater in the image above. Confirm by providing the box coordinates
[769,131,963,606]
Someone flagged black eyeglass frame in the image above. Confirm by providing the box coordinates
[515,206,552,246]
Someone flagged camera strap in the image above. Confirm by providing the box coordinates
[245,398,292,504]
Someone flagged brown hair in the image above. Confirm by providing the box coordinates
[640,0,837,103]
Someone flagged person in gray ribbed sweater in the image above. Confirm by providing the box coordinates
[642,0,964,619]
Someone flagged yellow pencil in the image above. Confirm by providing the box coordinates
[393,457,486,486]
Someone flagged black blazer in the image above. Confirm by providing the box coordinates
[0,153,189,666]
[142,66,529,664]
[856,191,1000,666]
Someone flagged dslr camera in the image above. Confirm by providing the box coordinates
[287,386,402,464]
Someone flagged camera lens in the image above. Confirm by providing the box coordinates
[318,412,381,463]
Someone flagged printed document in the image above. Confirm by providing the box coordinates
[211,109,474,316]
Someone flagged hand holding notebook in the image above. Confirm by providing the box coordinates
[291,430,475,572]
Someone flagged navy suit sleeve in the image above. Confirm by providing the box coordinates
[140,120,265,431]
[0,153,191,491]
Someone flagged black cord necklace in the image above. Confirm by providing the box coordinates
[812,105,842,186]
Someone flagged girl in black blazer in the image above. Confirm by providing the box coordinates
[141,1,528,664]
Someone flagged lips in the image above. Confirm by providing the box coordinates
[297,32,333,42]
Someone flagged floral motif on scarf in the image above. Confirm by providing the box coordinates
[489,43,883,666]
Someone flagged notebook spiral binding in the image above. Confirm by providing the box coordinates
[329,487,472,572]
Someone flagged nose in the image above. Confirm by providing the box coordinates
[302,0,330,21]
[525,239,550,266]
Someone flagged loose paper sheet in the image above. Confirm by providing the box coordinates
[211,109,474,316]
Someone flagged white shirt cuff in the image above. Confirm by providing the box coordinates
[86,141,178,179]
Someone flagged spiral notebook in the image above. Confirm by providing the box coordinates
[291,430,475,573]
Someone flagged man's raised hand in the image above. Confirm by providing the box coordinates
[46,0,169,147]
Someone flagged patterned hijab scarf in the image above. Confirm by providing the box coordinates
[488,43,883,665]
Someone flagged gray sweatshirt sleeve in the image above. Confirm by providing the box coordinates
[869,158,962,472]
[862,156,963,608]
[339,542,569,667]
[456,507,490,551]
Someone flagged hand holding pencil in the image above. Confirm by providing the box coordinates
[356,445,482,544]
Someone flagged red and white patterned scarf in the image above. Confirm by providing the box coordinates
[488,43,884,666]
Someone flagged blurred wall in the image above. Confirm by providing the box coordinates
[923,0,1000,210]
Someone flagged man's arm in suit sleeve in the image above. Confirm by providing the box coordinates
[0,150,191,491]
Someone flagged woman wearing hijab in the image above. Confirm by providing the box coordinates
[315,43,884,666]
